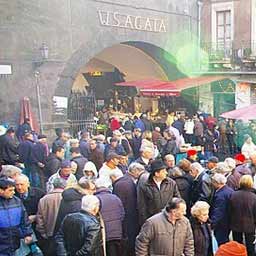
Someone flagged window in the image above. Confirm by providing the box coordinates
[216,10,231,51]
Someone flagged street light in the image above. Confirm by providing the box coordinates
[33,43,49,69]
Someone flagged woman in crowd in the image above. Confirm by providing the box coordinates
[229,175,256,256]
[190,201,213,256]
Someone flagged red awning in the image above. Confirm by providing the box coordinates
[116,76,226,97]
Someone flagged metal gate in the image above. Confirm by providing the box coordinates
[67,91,96,136]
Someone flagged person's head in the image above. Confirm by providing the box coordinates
[89,139,97,150]
[191,201,210,223]
[110,137,118,148]
[170,167,183,178]
[52,177,66,190]
[150,159,168,181]
[211,173,227,189]
[142,130,152,141]
[213,162,231,175]
[6,127,15,138]
[110,169,124,183]
[112,130,122,140]
[128,162,145,179]
[60,160,72,177]
[119,153,128,166]
[164,154,175,168]
[61,132,70,143]
[24,118,30,124]
[0,178,16,199]
[141,147,154,160]
[154,127,161,133]
[163,130,174,140]
[70,138,79,148]
[234,153,246,164]
[83,161,98,178]
[54,146,65,159]
[81,195,100,216]
[239,175,254,190]
[38,134,47,144]
[24,133,33,141]
[106,153,121,166]
[77,177,96,195]
[15,174,30,194]
[166,197,186,221]
[133,128,142,137]
[95,177,112,189]
[224,157,236,172]
[207,156,219,170]
[178,159,191,173]
[81,130,90,140]
[1,165,22,180]
[190,162,204,178]
[55,128,64,138]
[70,147,81,158]
[215,241,247,256]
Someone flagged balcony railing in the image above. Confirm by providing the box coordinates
[200,41,256,72]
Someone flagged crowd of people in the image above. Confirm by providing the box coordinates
[0,112,255,256]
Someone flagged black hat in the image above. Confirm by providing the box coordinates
[106,153,121,161]
[208,156,219,163]
[38,134,47,140]
[149,159,167,174]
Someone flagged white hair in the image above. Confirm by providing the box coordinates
[191,162,204,174]
[212,173,227,184]
[128,162,145,174]
[1,165,22,178]
[214,162,231,174]
[191,201,210,217]
[224,158,236,171]
[81,195,100,212]
[110,169,123,180]
[15,174,29,183]
[95,177,112,189]
[164,154,175,161]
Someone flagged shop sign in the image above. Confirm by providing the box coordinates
[98,10,167,33]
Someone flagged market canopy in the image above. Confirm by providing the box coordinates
[220,104,256,121]
[116,76,227,96]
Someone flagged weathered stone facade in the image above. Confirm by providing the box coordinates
[0,0,199,131]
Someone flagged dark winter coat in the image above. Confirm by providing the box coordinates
[135,157,151,172]
[130,135,142,159]
[88,147,104,170]
[52,138,65,154]
[137,176,180,225]
[190,217,213,256]
[16,187,45,216]
[71,155,88,180]
[44,153,62,178]
[142,118,153,131]
[112,174,139,247]
[55,210,103,256]
[0,134,19,164]
[226,169,242,190]
[104,144,125,159]
[229,188,256,233]
[210,185,233,230]
[79,139,90,159]
[18,139,34,165]
[0,196,33,254]
[95,188,125,241]
[161,138,179,156]
[54,188,84,234]
[172,119,184,135]
[31,142,47,165]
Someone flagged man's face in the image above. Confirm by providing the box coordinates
[173,203,186,220]
[134,130,141,137]
[89,141,97,150]
[84,170,94,178]
[119,156,128,165]
[0,186,15,199]
[189,168,198,178]
[155,168,168,181]
[142,150,153,160]
[165,157,175,168]
[207,162,217,170]
[84,183,96,195]
[56,149,65,159]
[15,179,29,194]
[39,138,47,144]
[61,167,72,176]
[111,141,118,148]
[110,157,120,166]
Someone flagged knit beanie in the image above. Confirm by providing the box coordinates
[215,241,247,256]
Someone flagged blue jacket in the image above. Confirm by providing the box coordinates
[95,188,125,241]
[210,185,233,230]
[0,196,32,254]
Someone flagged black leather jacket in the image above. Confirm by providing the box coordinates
[55,210,103,256]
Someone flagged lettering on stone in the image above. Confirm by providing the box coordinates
[98,10,167,33]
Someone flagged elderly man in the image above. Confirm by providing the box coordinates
[210,173,233,246]
[55,195,104,256]
[137,159,180,225]
[190,162,207,205]
[88,139,105,170]
[164,154,175,176]
[15,174,45,224]
[0,177,33,255]
[112,163,145,256]
[135,146,154,172]
[136,197,194,256]
[0,165,22,179]
[46,160,77,193]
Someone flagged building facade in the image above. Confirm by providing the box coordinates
[0,0,199,134]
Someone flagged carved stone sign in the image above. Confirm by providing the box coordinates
[98,10,167,33]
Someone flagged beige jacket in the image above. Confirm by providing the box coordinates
[136,211,194,256]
